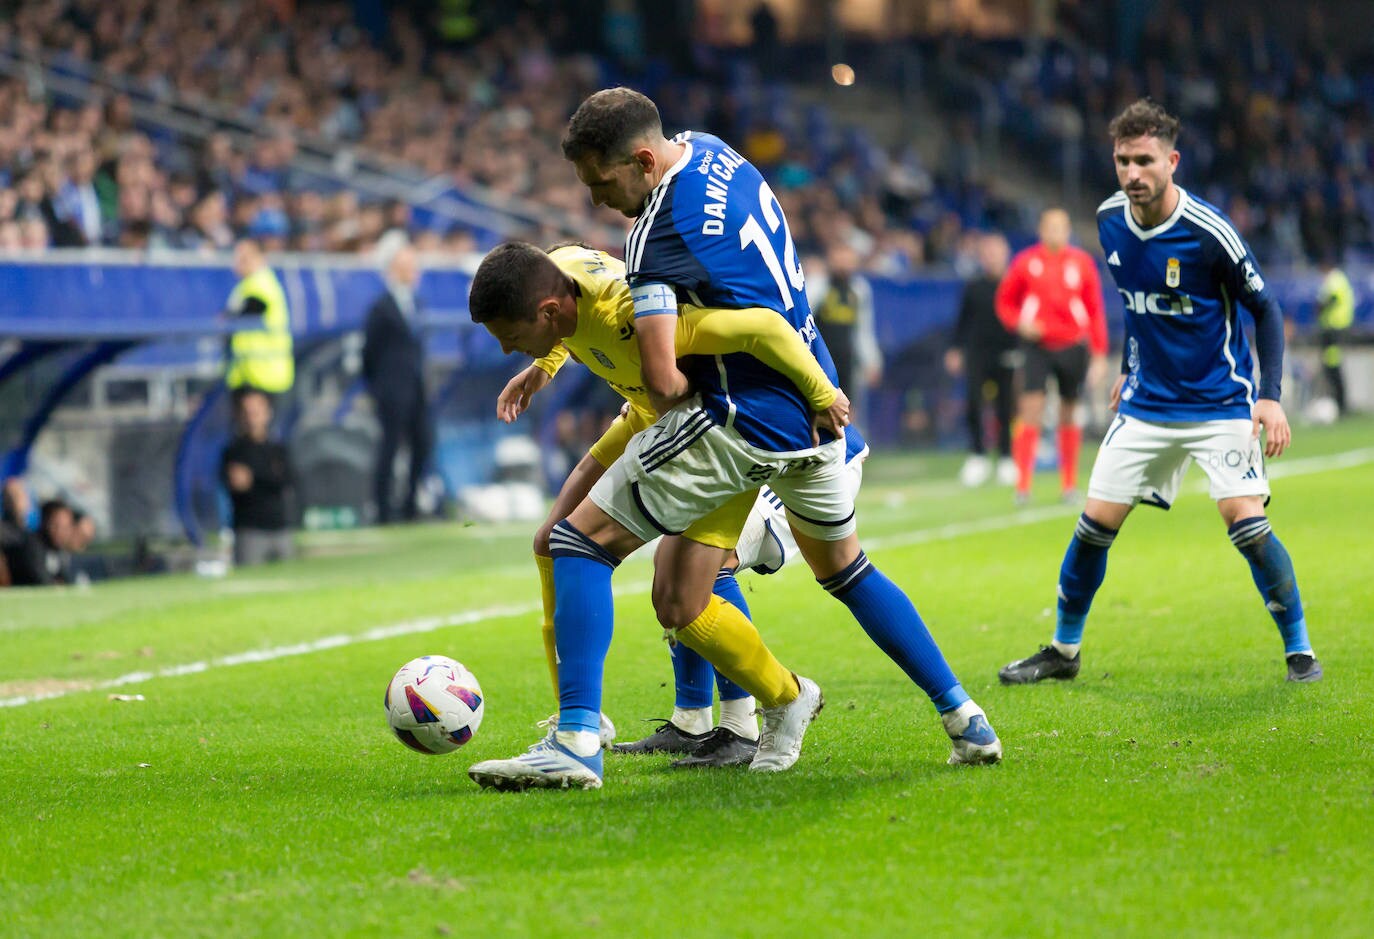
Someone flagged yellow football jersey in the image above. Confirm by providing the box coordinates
[536,243,836,426]
[532,244,838,551]
[536,245,654,419]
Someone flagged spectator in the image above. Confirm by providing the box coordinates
[946,232,1019,488]
[220,389,296,566]
[57,148,104,246]
[224,238,294,398]
[6,498,74,587]
[70,510,96,551]
[67,510,109,582]
[362,238,434,524]
[1,479,33,587]
[996,208,1108,505]
[2,474,29,519]
[1316,254,1356,415]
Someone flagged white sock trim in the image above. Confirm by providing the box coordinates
[718,696,759,740]
[671,706,713,736]
[556,729,601,758]
[1051,640,1080,659]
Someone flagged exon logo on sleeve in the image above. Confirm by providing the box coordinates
[1119,289,1194,316]
[1242,260,1265,293]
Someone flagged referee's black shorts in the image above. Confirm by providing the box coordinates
[1022,343,1089,399]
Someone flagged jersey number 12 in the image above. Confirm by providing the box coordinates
[739,180,805,310]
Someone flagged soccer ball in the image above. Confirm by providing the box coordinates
[385,655,485,754]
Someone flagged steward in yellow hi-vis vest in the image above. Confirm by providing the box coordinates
[225,239,294,395]
[1317,257,1356,414]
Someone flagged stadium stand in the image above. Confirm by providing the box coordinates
[1,0,1014,263]
[929,2,1374,266]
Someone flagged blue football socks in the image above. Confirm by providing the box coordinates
[548,520,619,735]
[1054,513,1119,650]
[819,551,968,713]
[1229,516,1311,654]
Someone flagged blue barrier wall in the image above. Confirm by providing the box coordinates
[5,257,1366,348]
[4,254,1370,516]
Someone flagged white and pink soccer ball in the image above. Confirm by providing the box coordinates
[385,655,484,754]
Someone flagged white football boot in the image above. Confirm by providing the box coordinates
[995,458,1019,487]
[468,732,603,791]
[959,455,992,487]
[941,700,1003,765]
[749,675,824,772]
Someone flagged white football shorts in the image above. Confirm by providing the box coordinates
[1087,414,1270,509]
[590,397,858,547]
[735,448,868,574]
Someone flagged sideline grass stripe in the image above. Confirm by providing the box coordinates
[5,446,1368,710]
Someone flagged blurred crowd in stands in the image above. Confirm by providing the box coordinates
[955,1,1374,264]
[0,0,1017,271]
[3,1,1372,267]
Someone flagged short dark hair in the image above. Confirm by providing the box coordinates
[468,242,568,324]
[39,499,71,527]
[1108,98,1181,147]
[561,87,663,163]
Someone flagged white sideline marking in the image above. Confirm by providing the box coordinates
[0,603,543,709]
[1264,446,1374,478]
[4,446,1371,710]
[864,446,1374,551]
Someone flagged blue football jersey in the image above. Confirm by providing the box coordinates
[1098,187,1284,422]
[625,131,865,456]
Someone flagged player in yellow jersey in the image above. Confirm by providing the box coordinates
[470,241,840,770]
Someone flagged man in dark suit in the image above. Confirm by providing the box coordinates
[363,240,434,523]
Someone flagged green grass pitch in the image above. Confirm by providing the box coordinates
[3,419,1372,938]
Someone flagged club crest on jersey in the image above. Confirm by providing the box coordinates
[589,348,615,369]
[1165,257,1181,288]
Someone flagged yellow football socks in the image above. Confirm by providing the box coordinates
[675,595,799,708]
[535,553,559,698]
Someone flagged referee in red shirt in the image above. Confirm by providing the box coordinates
[996,208,1108,504]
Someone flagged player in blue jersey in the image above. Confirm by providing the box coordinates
[999,99,1321,686]
[467,88,1001,791]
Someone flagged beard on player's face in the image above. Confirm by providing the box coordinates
[613,178,651,217]
[1125,178,1159,203]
